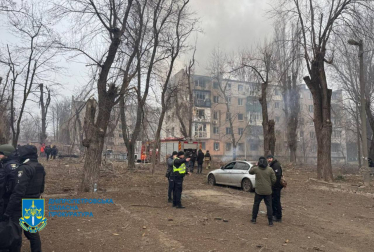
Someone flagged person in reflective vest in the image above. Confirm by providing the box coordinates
[172,151,191,208]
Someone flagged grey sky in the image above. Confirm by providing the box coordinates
[179,0,273,74]
[0,0,274,99]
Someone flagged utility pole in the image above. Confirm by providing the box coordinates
[348,39,369,184]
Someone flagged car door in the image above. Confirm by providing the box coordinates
[215,162,236,185]
[230,162,251,187]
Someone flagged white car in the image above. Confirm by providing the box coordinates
[207,160,257,192]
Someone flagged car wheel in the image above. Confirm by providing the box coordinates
[208,174,216,186]
[242,178,253,192]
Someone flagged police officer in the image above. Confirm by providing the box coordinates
[172,151,191,208]
[2,145,45,252]
[0,144,20,219]
[166,151,178,203]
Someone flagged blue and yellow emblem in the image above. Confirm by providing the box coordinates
[19,199,47,233]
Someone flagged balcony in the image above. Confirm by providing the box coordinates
[193,115,211,123]
[195,99,211,107]
[194,132,208,139]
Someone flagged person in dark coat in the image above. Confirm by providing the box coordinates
[166,151,178,203]
[0,144,19,219]
[267,155,283,222]
[172,151,190,208]
[196,149,205,174]
[44,145,51,161]
[2,145,45,252]
[190,150,196,173]
[51,145,58,160]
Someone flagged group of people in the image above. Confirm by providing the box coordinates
[40,144,58,161]
[165,150,284,227]
[250,155,284,226]
[187,149,211,174]
[0,144,46,252]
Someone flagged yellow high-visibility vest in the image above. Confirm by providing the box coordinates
[173,158,186,174]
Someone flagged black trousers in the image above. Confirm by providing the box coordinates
[189,161,195,173]
[9,215,42,252]
[252,193,272,220]
[272,188,282,219]
[197,163,203,174]
[46,154,50,161]
[168,176,174,200]
[173,176,184,206]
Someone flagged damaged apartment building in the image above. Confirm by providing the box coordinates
[163,69,349,164]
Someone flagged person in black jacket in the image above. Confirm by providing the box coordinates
[44,145,51,161]
[0,145,19,219]
[196,149,205,174]
[267,155,283,222]
[51,145,58,159]
[166,151,178,203]
[2,145,46,252]
[172,151,191,208]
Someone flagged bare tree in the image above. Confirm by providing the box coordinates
[276,0,374,181]
[0,1,59,147]
[120,0,194,169]
[274,18,302,163]
[53,0,141,191]
[238,42,277,156]
[0,76,11,144]
[150,0,196,173]
[39,84,51,144]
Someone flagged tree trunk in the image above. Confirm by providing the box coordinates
[268,119,276,156]
[260,82,271,156]
[287,82,299,163]
[127,141,135,169]
[304,56,333,181]
[365,101,374,160]
[81,99,100,191]
[151,110,166,174]
[81,94,114,191]
[369,135,374,160]
[39,84,50,144]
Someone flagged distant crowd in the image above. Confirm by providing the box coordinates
[39,143,59,161]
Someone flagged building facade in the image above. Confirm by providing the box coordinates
[163,70,348,163]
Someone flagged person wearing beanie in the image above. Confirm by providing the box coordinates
[249,156,276,226]
[172,151,191,208]
[267,154,283,222]
[166,151,178,203]
[0,144,19,220]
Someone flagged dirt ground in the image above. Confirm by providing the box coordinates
[18,159,374,252]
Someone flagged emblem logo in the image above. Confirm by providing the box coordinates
[19,199,47,233]
[18,171,23,177]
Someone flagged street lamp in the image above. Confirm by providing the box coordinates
[348,38,369,184]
